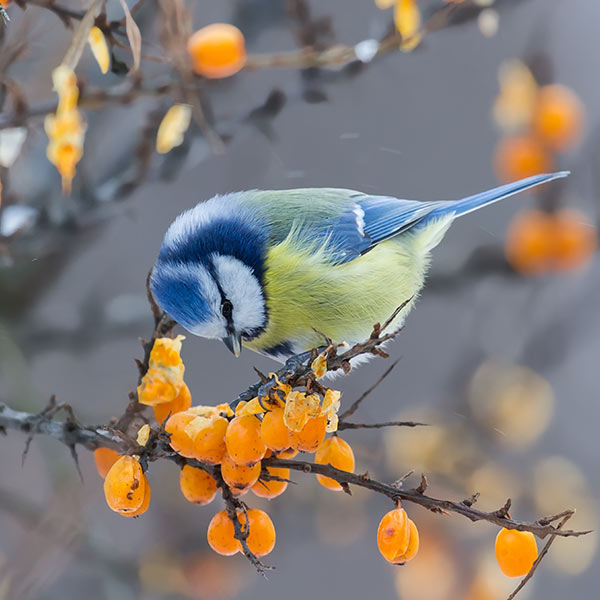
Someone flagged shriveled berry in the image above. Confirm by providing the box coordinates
[261,407,292,451]
[251,467,289,499]
[153,381,192,424]
[495,528,538,577]
[179,465,217,505]
[315,436,355,491]
[377,507,419,564]
[103,456,147,514]
[207,510,241,556]
[94,447,120,479]
[221,454,261,493]
[225,415,266,465]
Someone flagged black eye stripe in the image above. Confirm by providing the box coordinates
[221,299,233,319]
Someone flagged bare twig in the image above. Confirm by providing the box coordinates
[339,360,400,421]
[337,419,427,430]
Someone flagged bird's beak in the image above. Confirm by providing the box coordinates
[223,332,242,357]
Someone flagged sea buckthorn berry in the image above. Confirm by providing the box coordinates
[225,415,266,466]
[187,24,247,79]
[377,507,419,564]
[534,84,584,152]
[153,381,192,424]
[276,447,299,459]
[505,209,554,275]
[187,414,229,464]
[103,456,147,514]
[207,510,241,556]
[221,454,261,493]
[552,210,597,272]
[165,411,197,458]
[315,436,355,491]
[122,475,151,518]
[495,528,538,577]
[94,447,120,479]
[290,415,327,453]
[179,465,217,505]
[238,509,276,557]
[261,407,292,451]
[494,134,554,184]
[251,467,289,499]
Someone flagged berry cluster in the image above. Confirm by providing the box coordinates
[96,336,541,577]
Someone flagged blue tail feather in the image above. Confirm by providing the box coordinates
[426,171,569,220]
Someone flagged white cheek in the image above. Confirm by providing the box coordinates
[211,254,265,333]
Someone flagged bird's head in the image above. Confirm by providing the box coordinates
[150,195,268,357]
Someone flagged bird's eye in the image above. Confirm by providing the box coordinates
[221,299,233,319]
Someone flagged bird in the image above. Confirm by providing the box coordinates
[150,171,568,362]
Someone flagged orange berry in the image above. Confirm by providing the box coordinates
[315,436,355,491]
[165,411,196,458]
[207,510,241,556]
[188,414,229,464]
[505,209,554,274]
[495,528,538,577]
[121,475,151,517]
[261,407,292,451]
[534,84,584,152]
[221,454,261,493]
[187,24,247,79]
[179,465,217,505]
[251,467,289,499]
[276,447,299,459]
[94,447,120,478]
[552,210,597,272]
[103,456,148,514]
[290,415,327,453]
[225,415,266,465]
[494,134,554,184]
[153,381,192,424]
[377,507,419,564]
[238,509,276,557]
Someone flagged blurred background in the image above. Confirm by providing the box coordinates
[0,0,598,599]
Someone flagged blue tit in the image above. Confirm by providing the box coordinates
[150,171,568,361]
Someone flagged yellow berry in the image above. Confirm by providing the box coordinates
[188,414,229,464]
[495,528,538,577]
[221,454,261,493]
[315,436,355,491]
[94,447,120,479]
[261,407,292,451]
[494,134,554,184]
[238,509,276,557]
[534,84,584,152]
[251,467,289,499]
[165,411,196,458]
[179,465,217,505]
[552,210,597,272]
[290,415,327,452]
[505,209,555,275]
[207,510,241,556]
[187,24,247,79]
[103,456,148,515]
[225,415,266,465]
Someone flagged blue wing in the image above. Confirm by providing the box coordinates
[327,172,569,264]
